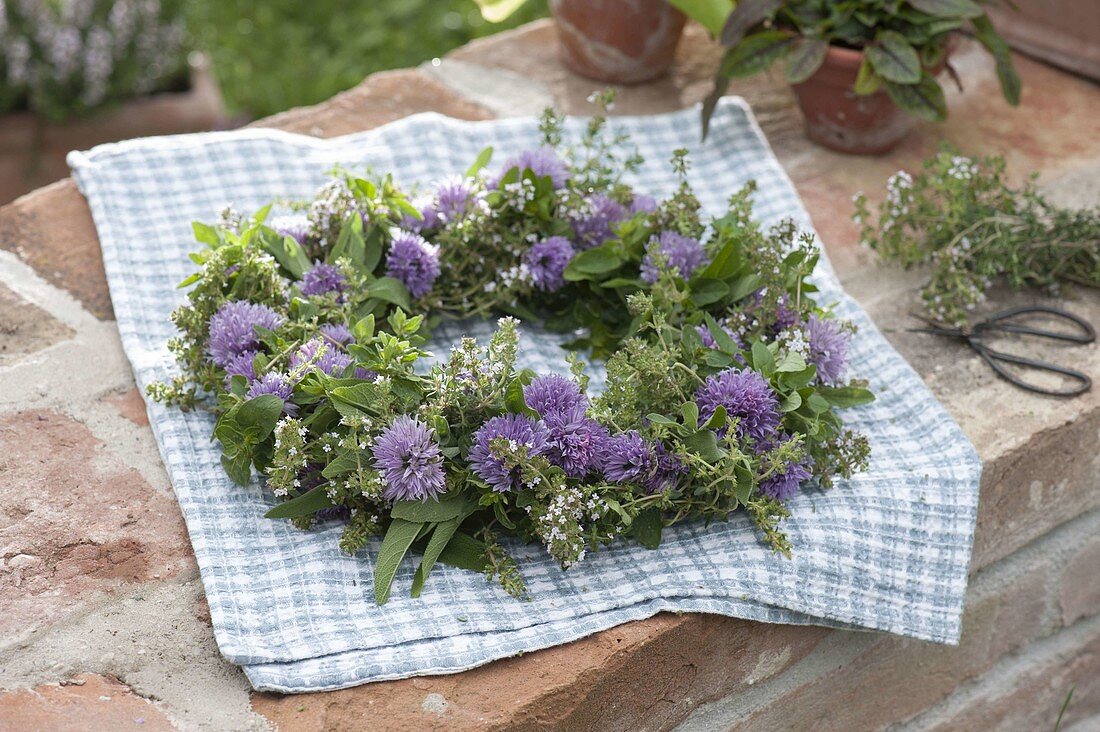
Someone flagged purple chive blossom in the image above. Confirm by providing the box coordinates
[435,177,477,222]
[696,324,742,352]
[270,214,309,246]
[774,295,801,331]
[299,261,347,297]
[760,440,813,501]
[602,431,656,485]
[290,338,354,376]
[695,368,781,444]
[372,416,447,502]
[806,315,850,385]
[319,323,353,346]
[246,373,298,416]
[629,194,658,214]
[206,301,284,368]
[640,231,708,284]
[401,196,441,233]
[572,194,628,250]
[542,406,609,478]
[468,414,551,493]
[386,232,441,299]
[490,147,569,189]
[523,374,587,416]
[523,236,574,293]
[223,350,258,386]
[650,442,687,494]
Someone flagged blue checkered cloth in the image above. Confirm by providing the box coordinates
[69,99,980,693]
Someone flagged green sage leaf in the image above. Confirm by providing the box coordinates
[374,518,422,605]
[867,31,921,84]
[265,485,336,519]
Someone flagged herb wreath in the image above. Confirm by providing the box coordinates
[151,107,874,603]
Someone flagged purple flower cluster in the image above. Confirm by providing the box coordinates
[290,338,354,376]
[519,376,608,478]
[524,374,588,416]
[601,431,685,493]
[468,414,550,493]
[572,195,628,250]
[373,416,447,501]
[206,301,284,368]
[224,351,257,385]
[523,236,574,293]
[695,368,781,444]
[806,315,850,385]
[319,323,353,346]
[401,196,441,233]
[640,231,708,284]
[435,177,477,222]
[299,262,346,298]
[386,232,441,299]
[629,194,658,214]
[246,373,298,416]
[542,407,610,478]
[760,450,813,501]
[270,215,310,246]
[490,147,569,190]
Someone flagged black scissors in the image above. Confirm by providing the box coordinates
[910,305,1095,397]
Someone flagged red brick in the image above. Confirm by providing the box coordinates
[922,624,1100,732]
[0,283,73,365]
[253,614,824,731]
[1062,539,1100,627]
[0,673,174,732]
[100,387,151,428]
[0,181,111,319]
[0,411,192,639]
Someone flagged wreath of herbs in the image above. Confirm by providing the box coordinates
[854,148,1100,326]
[151,106,873,603]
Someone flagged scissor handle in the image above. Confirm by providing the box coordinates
[974,343,1093,398]
[975,305,1097,345]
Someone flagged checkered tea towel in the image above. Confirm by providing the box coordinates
[68,98,981,693]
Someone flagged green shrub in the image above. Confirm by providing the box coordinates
[185,0,547,119]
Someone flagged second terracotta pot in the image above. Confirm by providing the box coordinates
[790,44,917,155]
[549,0,687,85]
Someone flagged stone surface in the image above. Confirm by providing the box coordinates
[253,69,493,138]
[0,410,192,642]
[0,673,174,731]
[0,281,73,365]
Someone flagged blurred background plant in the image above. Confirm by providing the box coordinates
[0,0,547,123]
[186,0,546,119]
[0,0,187,121]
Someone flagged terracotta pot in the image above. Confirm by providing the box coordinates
[0,54,230,206]
[791,44,926,155]
[548,0,687,85]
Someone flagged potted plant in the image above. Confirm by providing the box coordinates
[476,0,733,84]
[701,0,1022,154]
[0,0,228,205]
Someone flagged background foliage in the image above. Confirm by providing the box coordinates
[186,0,547,119]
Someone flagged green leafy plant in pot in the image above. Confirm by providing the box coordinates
[702,0,1021,154]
